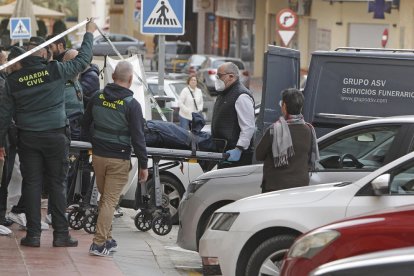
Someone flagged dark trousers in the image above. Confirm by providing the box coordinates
[18,129,70,238]
[0,140,16,217]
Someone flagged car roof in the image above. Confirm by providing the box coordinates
[164,40,191,45]
[206,56,244,62]
[319,115,414,142]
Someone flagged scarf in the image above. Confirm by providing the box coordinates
[271,114,319,169]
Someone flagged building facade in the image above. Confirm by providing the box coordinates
[78,0,414,79]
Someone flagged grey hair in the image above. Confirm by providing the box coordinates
[222,62,240,78]
[113,61,133,82]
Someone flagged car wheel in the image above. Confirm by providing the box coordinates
[244,235,296,276]
[148,174,184,225]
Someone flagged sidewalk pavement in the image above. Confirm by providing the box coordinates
[0,208,186,276]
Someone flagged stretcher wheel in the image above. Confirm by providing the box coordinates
[83,213,97,234]
[68,208,85,230]
[151,213,172,236]
[134,210,152,232]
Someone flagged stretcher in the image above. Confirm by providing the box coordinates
[69,141,228,235]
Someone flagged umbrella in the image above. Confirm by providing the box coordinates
[12,0,38,35]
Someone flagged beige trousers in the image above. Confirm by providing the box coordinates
[92,155,130,246]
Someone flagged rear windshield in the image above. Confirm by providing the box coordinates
[212,60,245,70]
[166,44,193,55]
[148,84,166,97]
[191,55,207,65]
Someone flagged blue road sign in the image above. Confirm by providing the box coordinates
[10,17,31,39]
[141,0,185,35]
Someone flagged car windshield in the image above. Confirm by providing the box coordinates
[166,44,192,54]
[212,60,245,69]
[147,83,167,97]
[169,83,187,98]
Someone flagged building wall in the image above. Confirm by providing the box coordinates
[254,0,413,78]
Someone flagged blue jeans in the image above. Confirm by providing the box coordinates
[18,128,70,238]
[179,116,191,130]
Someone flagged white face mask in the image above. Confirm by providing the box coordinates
[215,78,226,91]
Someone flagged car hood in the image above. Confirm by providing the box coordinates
[197,164,263,180]
[218,182,349,212]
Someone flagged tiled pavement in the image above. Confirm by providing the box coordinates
[0,209,183,276]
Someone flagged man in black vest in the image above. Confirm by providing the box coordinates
[82,61,148,256]
[211,62,255,169]
[0,20,97,247]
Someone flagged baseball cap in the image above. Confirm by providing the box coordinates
[7,46,26,61]
[28,36,47,49]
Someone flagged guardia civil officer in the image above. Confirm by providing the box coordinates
[0,20,97,247]
[83,61,148,256]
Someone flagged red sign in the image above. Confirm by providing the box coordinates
[381,28,388,48]
[277,8,298,30]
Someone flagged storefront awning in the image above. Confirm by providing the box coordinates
[0,1,65,19]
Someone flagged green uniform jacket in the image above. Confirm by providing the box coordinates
[0,32,93,147]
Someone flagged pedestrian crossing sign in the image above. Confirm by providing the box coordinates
[10,17,31,39]
[141,0,185,35]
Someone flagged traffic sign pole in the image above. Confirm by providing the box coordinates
[158,35,165,99]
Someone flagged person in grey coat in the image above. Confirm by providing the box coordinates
[255,88,319,193]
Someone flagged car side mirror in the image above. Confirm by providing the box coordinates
[371,173,390,195]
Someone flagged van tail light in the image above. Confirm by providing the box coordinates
[208,69,217,75]
[242,71,249,77]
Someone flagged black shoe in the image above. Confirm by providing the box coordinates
[21,236,40,247]
[53,235,78,247]
[0,217,13,227]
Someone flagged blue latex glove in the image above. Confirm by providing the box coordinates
[226,148,242,162]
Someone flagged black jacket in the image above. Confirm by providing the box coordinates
[82,83,148,169]
[80,63,100,107]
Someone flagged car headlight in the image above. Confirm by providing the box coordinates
[288,230,340,259]
[209,212,239,231]
[184,179,209,199]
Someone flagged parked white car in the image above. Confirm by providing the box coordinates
[146,74,215,123]
[199,150,414,276]
[178,116,414,252]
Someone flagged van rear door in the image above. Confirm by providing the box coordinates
[255,46,300,142]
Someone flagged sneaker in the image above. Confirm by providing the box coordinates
[89,243,111,256]
[0,225,12,235]
[0,217,13,227]
[8,212,26,226]
[41,221,49,230]
[114,207,123,218]
[106,239,118,252]
[44,214,52,225]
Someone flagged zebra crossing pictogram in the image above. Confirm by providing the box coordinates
[141,0,185,35]
[144,0,181,28]
[10,17,31,39]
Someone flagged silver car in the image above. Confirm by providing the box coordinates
[151,41,193,73]
[75,33,146,56]
[197,56,250,95]
[177,116,414,251]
